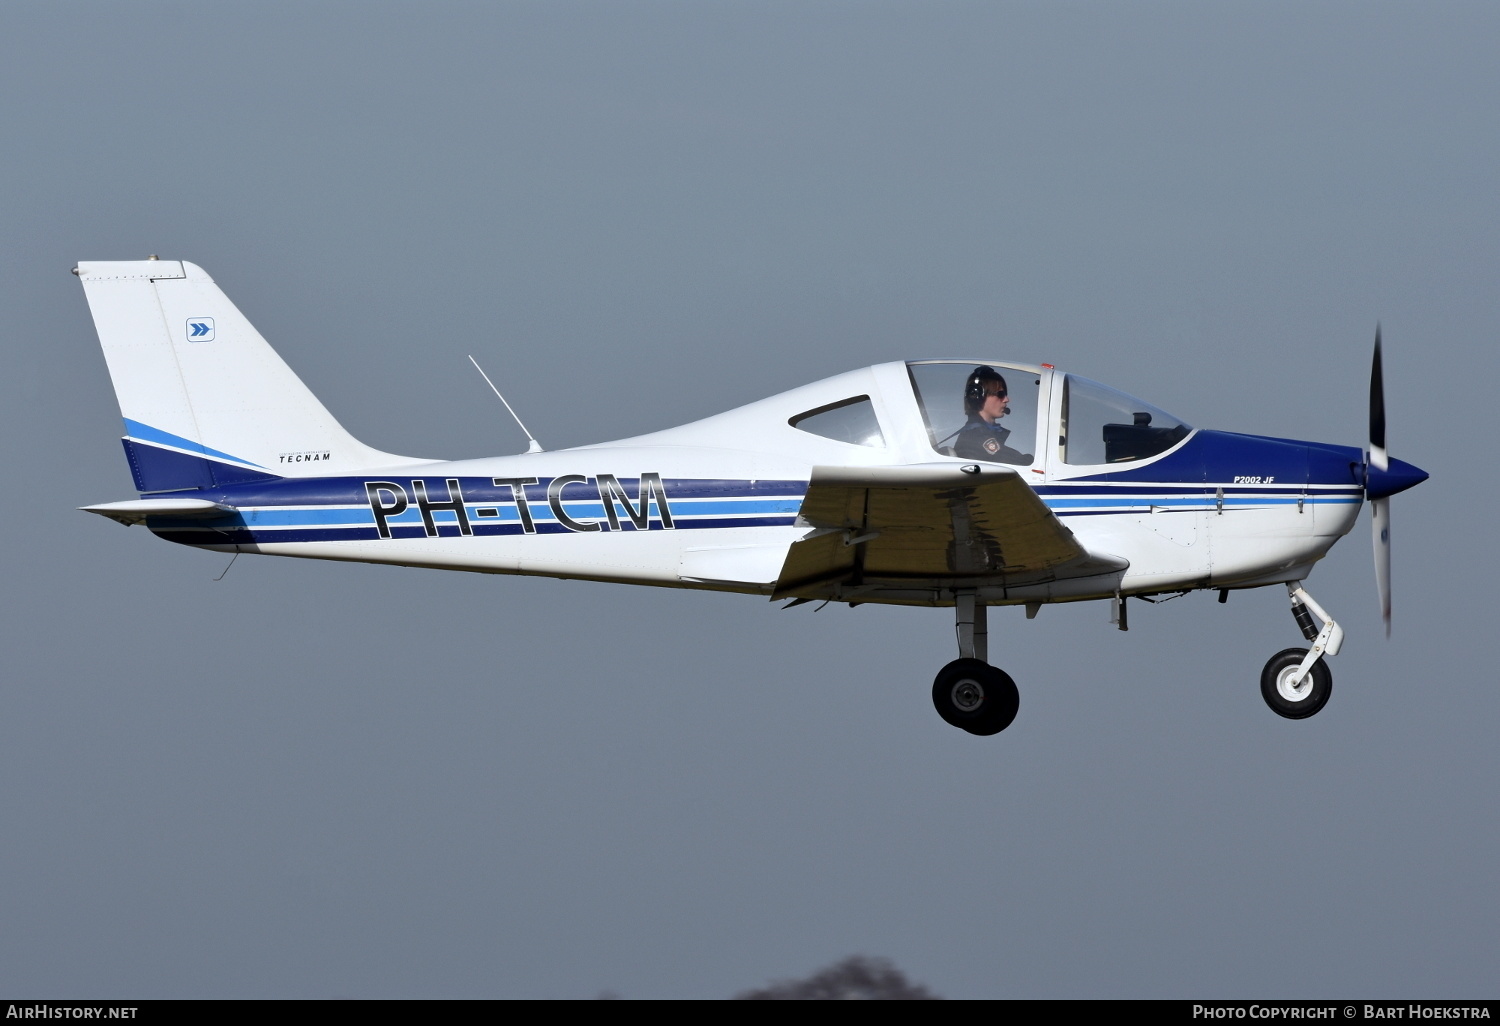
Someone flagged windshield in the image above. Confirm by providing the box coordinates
[907,362,1039,466]
[1060,375,1191,465]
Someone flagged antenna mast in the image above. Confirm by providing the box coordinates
[468,355,543,453]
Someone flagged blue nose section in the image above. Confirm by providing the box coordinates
[1366,456,1429,499]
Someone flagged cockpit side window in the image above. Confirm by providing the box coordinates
[907,362,1038,466]
[789,396,886,448]
[1060,376,1191,465]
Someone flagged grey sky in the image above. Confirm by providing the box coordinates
[1,1,1496,998]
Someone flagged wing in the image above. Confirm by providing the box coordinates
[773,464,1127,600]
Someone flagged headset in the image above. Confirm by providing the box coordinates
[963,366,1009,415]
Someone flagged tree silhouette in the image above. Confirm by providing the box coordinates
[735,956,940,1000]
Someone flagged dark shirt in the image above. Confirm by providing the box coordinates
[953,415,1033,465]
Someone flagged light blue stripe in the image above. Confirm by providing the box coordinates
[240,494,1358,529]
[1043,495,1360,510]
[1046,497,1205,509]
[660,499,802,515]
[123,419,264,468]
[237,498,800,529]
[504,499,797,521]
[240,508,376,526]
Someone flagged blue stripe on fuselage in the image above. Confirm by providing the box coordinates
[1065,429,1364,487]
[148,515,803,546]
[145,474,809,545]
[215,496,803,529]
[139,428,1365,548]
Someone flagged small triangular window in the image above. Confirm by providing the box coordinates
[789,396,886,448]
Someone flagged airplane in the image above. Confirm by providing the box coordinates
[73,258,1429,736]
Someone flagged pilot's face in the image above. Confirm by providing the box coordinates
[981,386,1009,422]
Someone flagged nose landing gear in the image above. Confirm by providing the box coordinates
[1260,648,1332,718]
[932,592,1019,735]
[1260,582,1341,719]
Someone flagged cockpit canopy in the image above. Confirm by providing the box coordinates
[903,361,1191,467]
[627,358,1193,472]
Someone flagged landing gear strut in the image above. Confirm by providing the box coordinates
[1260,582,1341,719]
[933,592,1018,735]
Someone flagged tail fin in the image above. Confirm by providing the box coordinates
[76,260,430,493]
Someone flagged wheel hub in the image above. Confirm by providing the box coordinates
[951,678,985,713]
[1276,666,1313,703]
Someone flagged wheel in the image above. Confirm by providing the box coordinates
[932,658,1019,735]
[1260,647,1333,719]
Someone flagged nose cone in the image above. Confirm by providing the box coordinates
[1366,456,1429,500]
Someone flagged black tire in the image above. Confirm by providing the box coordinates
[932,658,1020,735]
[1260,647,1333,719]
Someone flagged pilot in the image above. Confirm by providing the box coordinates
[954,366,1032,464]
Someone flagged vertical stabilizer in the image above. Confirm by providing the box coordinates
[77,260,430,492]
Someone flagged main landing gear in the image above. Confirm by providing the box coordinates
[933,592,1019,736]
[1260,582,1342,720]
[930,583,1344,730]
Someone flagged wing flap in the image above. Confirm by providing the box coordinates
[774,464,1126,599]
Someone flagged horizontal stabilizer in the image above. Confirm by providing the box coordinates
[80,498,237,527]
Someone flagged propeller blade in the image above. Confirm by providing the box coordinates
[1369,326,1388,472]
[1371,495,1391,637]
